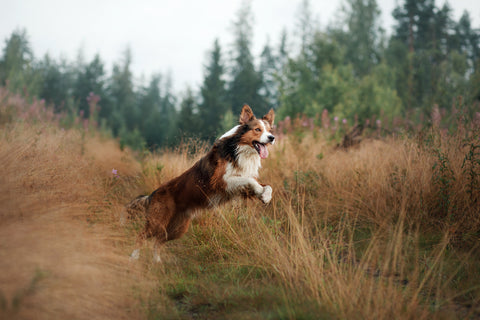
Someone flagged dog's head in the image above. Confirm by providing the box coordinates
[235,104,275,159]
[219,104,275,159]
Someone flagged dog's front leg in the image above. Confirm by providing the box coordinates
[226,177,272,204]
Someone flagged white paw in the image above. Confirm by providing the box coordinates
[129,249,140,261]
[260,185,272,204]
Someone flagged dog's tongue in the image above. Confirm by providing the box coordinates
[259,144,269,159]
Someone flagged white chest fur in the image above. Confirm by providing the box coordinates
[223,145,263,195]
[234,145,261,177]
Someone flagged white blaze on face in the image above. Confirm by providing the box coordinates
[254,120,274,159]
[258,120,269,144]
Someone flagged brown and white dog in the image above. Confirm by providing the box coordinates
[127,105,275,260]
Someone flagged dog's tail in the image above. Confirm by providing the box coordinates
[126,195,151,218]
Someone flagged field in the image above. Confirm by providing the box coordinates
[1,90,479,319]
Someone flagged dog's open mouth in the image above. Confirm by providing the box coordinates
[253,141,269,159]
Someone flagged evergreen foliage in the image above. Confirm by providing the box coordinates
[0,29,40,96]
[73,54,107,119]
[177,87,198,139]
[199,39,229,142]
[227,0,267,115]
[1,0,479,150]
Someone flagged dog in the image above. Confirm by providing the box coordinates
[127,105,275,260]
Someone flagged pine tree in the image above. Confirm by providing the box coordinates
[159,73,177,147]
[0,29,40,96]
[138,74,162,147]
[259,39,279,111]
[198,39,229,141]
[334,0,384,77]
[37,54,75,112]
[106,48,137,136]
[452,12,480,71]
[0,29,32,83]
[278,29,289,69]
[391,0,443,109]
[278,0,319,119]
[228,0,266,115]
[177,87,198,139]
[73,54,106,118]
[138,73,177,148]
[296,0,314,59]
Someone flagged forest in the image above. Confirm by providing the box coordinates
[1,0,479,150]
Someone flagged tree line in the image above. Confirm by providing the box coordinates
[1,0,479,149]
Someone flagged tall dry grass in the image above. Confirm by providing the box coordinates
[0,91,152,319]
[2,87,479,319]
[254,132,478,318]
[137,129,479,319]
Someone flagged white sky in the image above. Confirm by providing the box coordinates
[1,0,479,93]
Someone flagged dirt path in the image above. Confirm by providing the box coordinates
[0,211,142,319]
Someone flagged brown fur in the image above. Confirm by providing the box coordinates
[139,156,225,243]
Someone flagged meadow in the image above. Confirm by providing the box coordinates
[1,89,479,319]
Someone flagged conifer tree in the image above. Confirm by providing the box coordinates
[37,54,75,112]
[0,29,40,96]
[177,87,198,138]
[73,54,106,118]
[138,74,162,147]
[139,73,177,148]
[159,73,177,146]
[452,12,480,71]
[278,0,318,118]
[333,0,384,77]
[296,0,314,59]
[259,39,278,111]
[199,39,229,141]
[106,48,136,136]
[390,0,464,111]
[228,0,266,115]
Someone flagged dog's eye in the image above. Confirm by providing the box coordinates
[255,128,262,132]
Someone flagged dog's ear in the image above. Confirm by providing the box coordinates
[262,109,275,127]
[239,104,256,124]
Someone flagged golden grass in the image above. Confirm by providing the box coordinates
[1,90,479,318]
[0,123,151,319]
[137,131,480,319]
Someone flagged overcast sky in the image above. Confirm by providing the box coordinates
[1,0,479,93]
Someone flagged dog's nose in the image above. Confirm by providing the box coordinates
[268,135,275,143]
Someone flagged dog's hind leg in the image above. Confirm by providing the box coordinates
[149,217,190,263]
[167,215,191,242]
